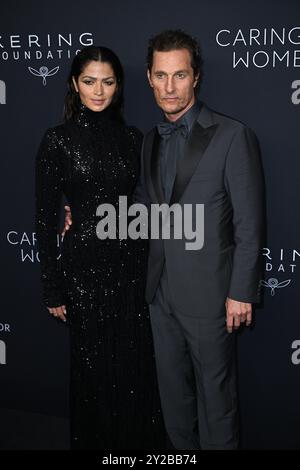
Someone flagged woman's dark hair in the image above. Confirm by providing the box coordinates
[147,29,203,89]
[64,46,124,121]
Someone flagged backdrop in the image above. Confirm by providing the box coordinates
[0,0,299,450]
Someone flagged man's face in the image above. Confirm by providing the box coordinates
[147,49,199,121]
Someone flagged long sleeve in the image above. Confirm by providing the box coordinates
[225,125,265,303]
[35,128,65,307]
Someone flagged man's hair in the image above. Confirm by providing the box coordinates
[147,29,203,89]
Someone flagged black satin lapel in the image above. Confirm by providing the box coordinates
[149,129,165,204]
[170,122,219,205]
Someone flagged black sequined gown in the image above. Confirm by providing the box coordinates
[35,104,165,449]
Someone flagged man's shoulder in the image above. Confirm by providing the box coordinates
[204,106,260,151]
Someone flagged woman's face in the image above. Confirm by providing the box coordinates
[73,60,117,112]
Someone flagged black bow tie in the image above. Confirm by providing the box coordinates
[157,120,188,139]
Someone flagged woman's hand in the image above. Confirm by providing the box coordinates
[48,305,67,322]
[62,205,72,236]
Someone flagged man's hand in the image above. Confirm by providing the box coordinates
[62,205,72,236]
[225,297,252,333]
[48,305,67,322]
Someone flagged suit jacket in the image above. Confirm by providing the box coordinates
[135,103,265,316]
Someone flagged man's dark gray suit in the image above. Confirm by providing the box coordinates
[135,102,265,450]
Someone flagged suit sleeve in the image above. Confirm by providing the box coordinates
[224,125,265,304]
[35,128,65,308]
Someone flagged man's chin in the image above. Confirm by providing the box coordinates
[161,104,183,115]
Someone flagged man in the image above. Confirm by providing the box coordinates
[134,29,265,450]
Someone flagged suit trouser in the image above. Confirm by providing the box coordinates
[149,266,239,450]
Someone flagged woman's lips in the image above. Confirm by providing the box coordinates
[91,99,105,104]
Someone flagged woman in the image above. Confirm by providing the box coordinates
[35,46,165,449]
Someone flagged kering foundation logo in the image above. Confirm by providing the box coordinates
[28,65,59,86]
[215,27,300,69]
[260,247,299,296]
[1,33,94,85]
[260,278,291,296]
[0,33,94,62]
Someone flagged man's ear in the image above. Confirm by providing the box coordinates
[193,73,200,88]
[147,69,153,88]
[72,76,78,92]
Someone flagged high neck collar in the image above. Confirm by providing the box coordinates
[75,103,114,128]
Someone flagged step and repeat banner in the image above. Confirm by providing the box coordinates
[0,0,299,449]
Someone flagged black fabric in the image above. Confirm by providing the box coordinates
[156,102,200,203]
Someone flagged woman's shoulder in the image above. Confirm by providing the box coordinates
[42,122,66,140]
[125,125,143,139]
[37,123,73,159]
